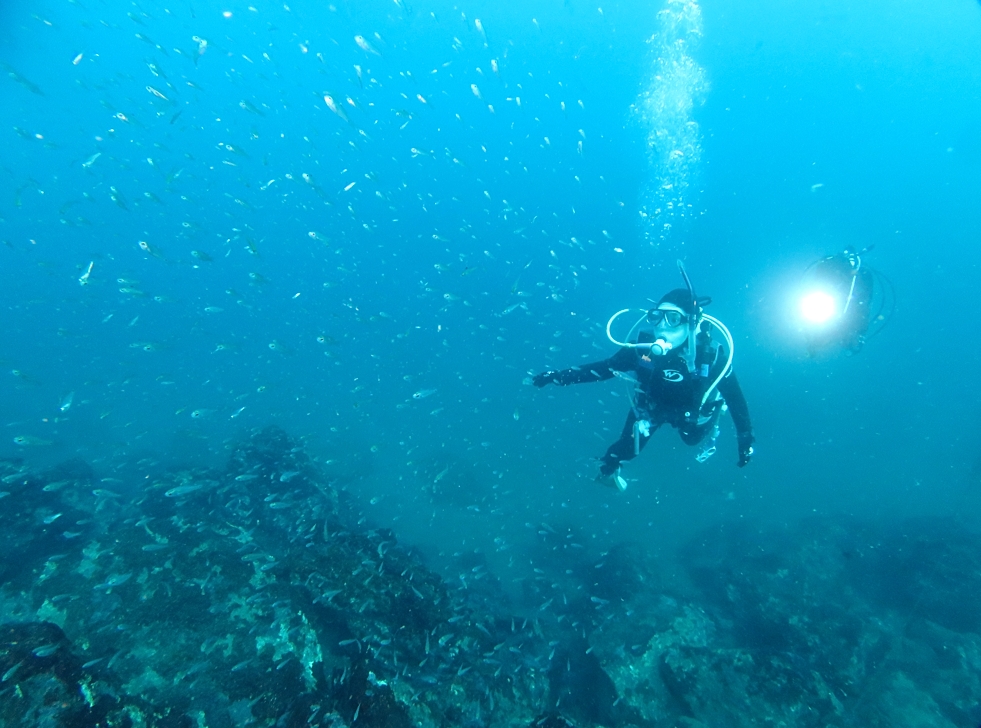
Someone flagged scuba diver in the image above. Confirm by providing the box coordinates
[531,262,754,491]
[798,246,893,356]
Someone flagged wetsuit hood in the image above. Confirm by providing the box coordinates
[657,288,698,316]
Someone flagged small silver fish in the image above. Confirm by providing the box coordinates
[2,660,23,681]
[97,572,132,589]
[354,35,379,55]
[324,93,349,123]
[165,484,202,497]
[13,435,53,447]
[78,262,94,286]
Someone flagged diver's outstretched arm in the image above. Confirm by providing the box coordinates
[532,348,633,388]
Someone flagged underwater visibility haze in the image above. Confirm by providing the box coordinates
[2,0,981,725]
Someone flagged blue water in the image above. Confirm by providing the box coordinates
[2,0,980,615]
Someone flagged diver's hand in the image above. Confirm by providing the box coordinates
[533,370,561,388]
[737,445,754,468]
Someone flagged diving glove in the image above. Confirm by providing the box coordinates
[736,432,755,468]
[532,370,561,388]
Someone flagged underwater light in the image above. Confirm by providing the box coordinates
[800,290,837,324]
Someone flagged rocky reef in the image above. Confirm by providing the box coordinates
[589,517,981,728]
[1,427,979,727]
[0,427,551,727]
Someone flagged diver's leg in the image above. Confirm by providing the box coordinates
[599,411,655,475]
[681,405,723,462]
[695,422,720,463]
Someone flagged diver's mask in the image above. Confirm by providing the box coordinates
[646,308,687,328]
[645,305,690,355]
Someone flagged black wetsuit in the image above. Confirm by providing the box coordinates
[543,335,753,474]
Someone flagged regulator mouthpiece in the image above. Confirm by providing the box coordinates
[650,339,673,356]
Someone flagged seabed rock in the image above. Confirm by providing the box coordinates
[0,427,551,727]
[2,430,981,727]
[587,517,981,727]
